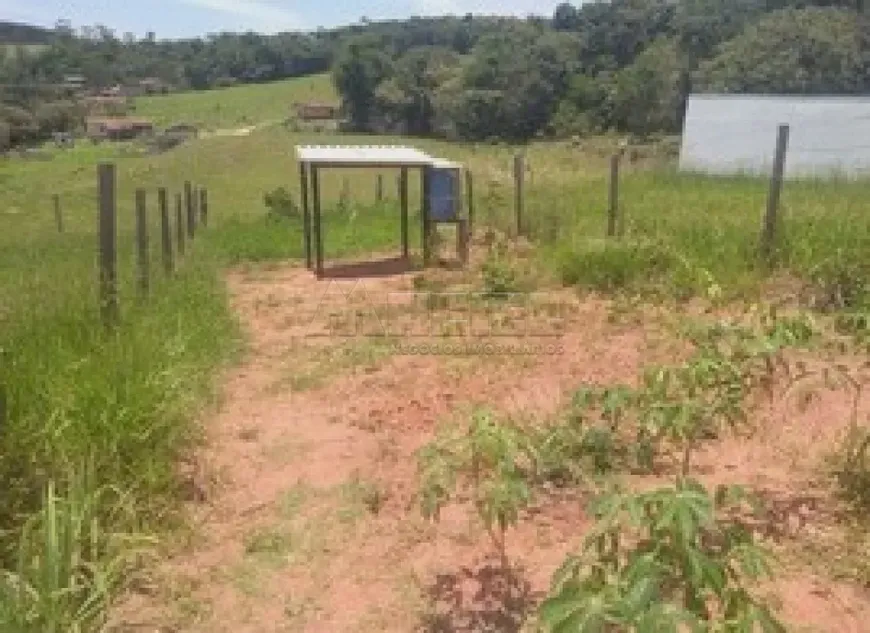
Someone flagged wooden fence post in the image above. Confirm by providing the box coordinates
[457,219,470,267]
[341,176,350,207]
[98,163,118,327]
[465,170,474,237]
[184,180,195,239]
[608,154,620,237]
[53,194,63,233]
[761,124,790,263]
[376,174,384,203]
[176,192,185,257]
[159,187,173,275]
[199,187,208,227]
[514,153,525,237]
[0,381,6,435]
[400,167,409,259]
[135,188,150,297]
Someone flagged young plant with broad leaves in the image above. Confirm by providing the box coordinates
[416,408,534,566]
[539,478,784,633]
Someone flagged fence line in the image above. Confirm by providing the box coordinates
[71,163,213,327]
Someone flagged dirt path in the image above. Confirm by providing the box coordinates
[109,262,870,633]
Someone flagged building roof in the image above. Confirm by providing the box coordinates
[296,145,456,168]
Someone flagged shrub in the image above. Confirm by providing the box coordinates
[263,186,300,221]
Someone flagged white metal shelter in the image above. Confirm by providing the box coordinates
[679,94,870,179]
[295,145,468,278]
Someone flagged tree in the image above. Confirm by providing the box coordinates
[374,47,459,135]
[612,37,685,137]
[553,3,580,31]
[333,35,393,130]
[695,7,868,94]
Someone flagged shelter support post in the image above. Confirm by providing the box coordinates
[400,167,409,260]
[300,162,312,269]
[312,166,323,278]
[421,165,432,267]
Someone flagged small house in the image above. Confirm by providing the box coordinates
[86,116,154,141]
[139,77,170,94]
[83,95,130,116]
[294,101,341,122]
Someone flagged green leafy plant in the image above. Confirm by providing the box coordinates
[533,386,639,485]
[263,186,300,221]
[417,408,534,566]
[481,248,521,299]
[540,478,784,633]
[0,463,153,633]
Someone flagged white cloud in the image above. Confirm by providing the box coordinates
[180,0,301,32]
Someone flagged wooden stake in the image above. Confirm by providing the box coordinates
[761,124,790,263]
[53,194,63,233]
[135,188,149,297]
[98,163,118,327]
[400,168,409,259]
[514,153,525,236]
[184,180,195,238]
[199,187,208,227]
[608,154,620,237]
[159,187,173,275]
[176,192,185,257]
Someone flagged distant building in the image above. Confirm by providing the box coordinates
[294,101,341,122]
[83,95,130,116]
[139,77,170,95]
[86,116,154,141]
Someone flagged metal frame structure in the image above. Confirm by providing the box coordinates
[296,145,461,278]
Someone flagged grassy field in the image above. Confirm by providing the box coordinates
[1,73,870,630]
[134,73,336,130]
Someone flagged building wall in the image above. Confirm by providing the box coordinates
[679,94,870,179]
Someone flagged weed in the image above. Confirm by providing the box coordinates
[0,464,153,633]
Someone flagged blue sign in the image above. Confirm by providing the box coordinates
[429,167,459,222]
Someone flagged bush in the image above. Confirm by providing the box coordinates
[263,187,300,221]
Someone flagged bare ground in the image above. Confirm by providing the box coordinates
[108,260,870,633]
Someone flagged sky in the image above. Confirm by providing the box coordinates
[0,0,561,39]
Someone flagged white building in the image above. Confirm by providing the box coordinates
[679,94,870,179]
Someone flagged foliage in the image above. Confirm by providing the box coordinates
[417,409,534,561]
[0,465,153,633]
[263,186,300,221]
[540,478,784,633]
[557,240,675,293]
[695,7,868,94]
[612,37,686,137]
[333,35,393,130]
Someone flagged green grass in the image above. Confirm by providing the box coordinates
[1,75,870,630]
[134,73,336,130]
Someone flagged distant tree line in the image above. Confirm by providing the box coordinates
[2,1,870,150]
[335,0,870,142]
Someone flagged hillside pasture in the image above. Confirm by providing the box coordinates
[134,73,336,131]
[2,75,870,632]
